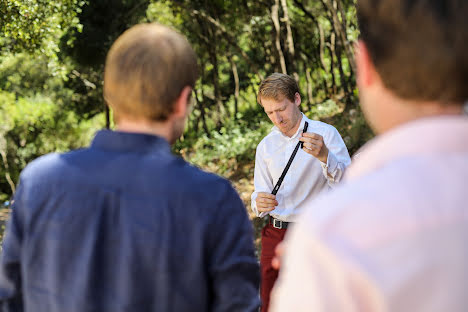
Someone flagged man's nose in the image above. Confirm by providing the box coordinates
[274,112,282,123]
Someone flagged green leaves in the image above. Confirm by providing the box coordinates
[0,0,373,203]
[175,117,271,177]
[0,89,104,199]
[0,0,84,55]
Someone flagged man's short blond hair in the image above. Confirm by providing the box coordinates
[257,73,299,105]
[104,23,198,122]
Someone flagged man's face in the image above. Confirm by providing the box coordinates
[261,94,302,137]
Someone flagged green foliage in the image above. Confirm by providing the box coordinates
[145,1,183,27]
[0,89,104,200]
[0,0,374,215]
[0,0,84,53]
[60,0,150,68]
[176,116,271,177]
[0,53,62,97]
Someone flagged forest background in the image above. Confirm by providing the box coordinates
[0,0,373,248]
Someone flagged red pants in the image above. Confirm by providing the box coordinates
[260,224,287,312]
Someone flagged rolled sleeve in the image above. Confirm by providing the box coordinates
[321,150,339,179]
[321,127,351,186]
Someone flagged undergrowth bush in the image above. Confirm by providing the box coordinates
[175,118,271,177]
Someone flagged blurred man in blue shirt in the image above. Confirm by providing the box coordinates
[0,23,260,312]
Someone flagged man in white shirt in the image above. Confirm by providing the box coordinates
[251,73,351,311]
[271,1,468,311]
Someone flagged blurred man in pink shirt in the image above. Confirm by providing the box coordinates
[271,0,468,311]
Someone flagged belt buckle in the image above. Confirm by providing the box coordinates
[273,218,282,229]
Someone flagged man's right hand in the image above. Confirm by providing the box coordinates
[256,192,278,213]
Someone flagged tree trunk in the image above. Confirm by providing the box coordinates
[196,84,209,137]
[319,23,327,74]
[293,0,327,72]
[105,105,110,129]
[280,0,298,81]
[336,42,352,107]
[196,57,210,137]
[0,149,15,195]
[188,8,264,81]
[206,22,228,126]
[305,67,314,109]
[327,32,337,94]
[271,0,287,74]
[299,51,314,108]
[323,0,356,74]
[229,55,240,119]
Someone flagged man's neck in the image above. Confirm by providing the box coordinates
[116,119,172,143]
[370,85,464,134]
[380,100,463,134]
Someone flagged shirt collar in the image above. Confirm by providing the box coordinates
[91,130,171,154]
[345,116,468,181]
[272,113,307,140]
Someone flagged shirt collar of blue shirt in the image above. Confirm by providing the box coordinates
[91,130,171,154]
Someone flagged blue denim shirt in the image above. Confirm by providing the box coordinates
[0,130,260,312]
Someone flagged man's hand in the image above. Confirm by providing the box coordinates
[299,132,328,163]
[256,192,278,213]
[271,242,284,270]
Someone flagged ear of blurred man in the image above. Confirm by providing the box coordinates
[356,40,375,90]
[168,85,193,144]
[172,86,193,119]
[356,39,388,134]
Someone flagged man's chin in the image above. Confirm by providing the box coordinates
[278,128,290,136]
[278,124,289,132]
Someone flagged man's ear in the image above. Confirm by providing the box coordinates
[294,92,301,107]
[356,40,378,89]
[173,86,192,118]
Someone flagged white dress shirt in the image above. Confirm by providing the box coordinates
[251,113,351,222]
[271,116,468,312]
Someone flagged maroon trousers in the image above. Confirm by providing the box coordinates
[260,224,288,312]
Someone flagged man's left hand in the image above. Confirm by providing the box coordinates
[299,132,328,163]
[271,242,284,270]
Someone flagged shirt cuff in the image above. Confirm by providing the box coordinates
[251,193,269,218]
[321,150,338,178]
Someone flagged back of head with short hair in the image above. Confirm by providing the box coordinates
[104,23,198,122]
[357,0,468,104]
[257,73,299,105]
